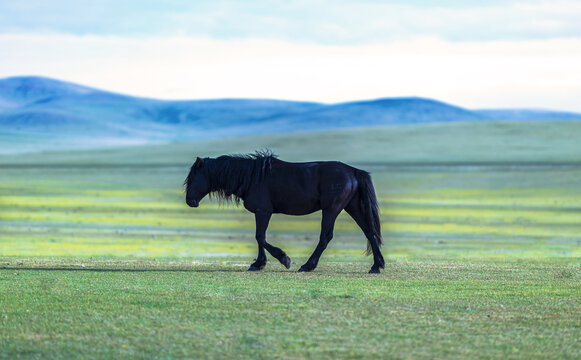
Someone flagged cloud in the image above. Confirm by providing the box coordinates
[1,1,581,44]
[1,33,580,111]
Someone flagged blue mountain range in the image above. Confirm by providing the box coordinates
[1,76,580,153]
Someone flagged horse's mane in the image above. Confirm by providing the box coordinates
[205,149,278,204]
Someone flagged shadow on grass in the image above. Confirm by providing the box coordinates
[0,266,297,273]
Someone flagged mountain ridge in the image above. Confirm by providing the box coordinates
[1,76,581,154]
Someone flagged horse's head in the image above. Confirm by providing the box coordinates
[184,157,210,208]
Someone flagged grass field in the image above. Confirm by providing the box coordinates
[2,259,579,359]
[4,120,581,165]
[1,121,580,358]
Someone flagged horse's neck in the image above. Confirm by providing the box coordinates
[209,159,250,197]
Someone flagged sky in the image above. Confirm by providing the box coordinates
[1,0,580,111]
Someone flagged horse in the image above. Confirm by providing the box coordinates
[184,151,385,273]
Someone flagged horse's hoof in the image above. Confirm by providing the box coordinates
[369,268,380,274]
[298,265,312,272]
[247,265,265,271]
[281,255,291,269]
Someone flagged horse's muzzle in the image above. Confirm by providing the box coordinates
[186,198,199,208]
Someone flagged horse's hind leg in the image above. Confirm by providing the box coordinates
[248,211,271,271]
[345,201,385,274]
[298,209,340,272]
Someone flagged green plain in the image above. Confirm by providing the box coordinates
[1,121,580,359]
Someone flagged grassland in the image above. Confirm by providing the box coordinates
[2,259,579,359]
[1,121,580,358]
[1,165,580,260]
[3,120,581,165]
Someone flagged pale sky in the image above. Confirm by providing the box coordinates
[1,0,580,111]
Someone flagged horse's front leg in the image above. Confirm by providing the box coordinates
[248,211,271,271]
[264,241,292,269]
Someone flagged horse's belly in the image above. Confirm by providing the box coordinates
[272,199,320,215]
[276,207,320,216]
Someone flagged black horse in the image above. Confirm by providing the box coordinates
[184,151,385,273]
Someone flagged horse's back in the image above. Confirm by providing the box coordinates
[272,159,356,183]
[264,159,357,214]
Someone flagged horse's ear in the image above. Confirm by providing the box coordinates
[194,157,204,168]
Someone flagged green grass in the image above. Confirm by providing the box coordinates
[2,165,579,260]
[1,259,580,359]
[3,120,581,165]
[1,121,581,358]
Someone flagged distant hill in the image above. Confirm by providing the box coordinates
[0,77,323,152]
[475,109,581,121]
[263,98,488,133]
[1,76,581,153]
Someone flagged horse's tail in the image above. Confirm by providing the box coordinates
[354,169,383,255]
